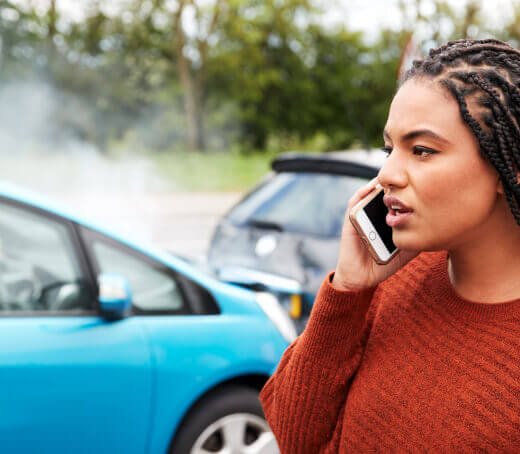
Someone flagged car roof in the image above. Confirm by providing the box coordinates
[271,148,386,178]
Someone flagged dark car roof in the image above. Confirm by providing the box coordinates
[271,149,386,179]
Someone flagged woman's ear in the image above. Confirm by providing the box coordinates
[497,175,505,195]
[497,172,520,195]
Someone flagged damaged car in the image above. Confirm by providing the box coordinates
[0,182,290,454]
[207,149,386,332]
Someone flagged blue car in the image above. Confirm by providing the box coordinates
[0,182,294,454]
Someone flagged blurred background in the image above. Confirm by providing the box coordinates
[4,1,520,451]
[0,0,519,259]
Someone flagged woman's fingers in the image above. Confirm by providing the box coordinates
[347,177,380,211]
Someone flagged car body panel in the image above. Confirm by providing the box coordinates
[0,316,153,453]
[209,219,340,288]
[140,314,286,453]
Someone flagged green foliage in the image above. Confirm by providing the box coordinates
[0,0,514,156]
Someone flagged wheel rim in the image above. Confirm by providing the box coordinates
[190,412,279,454]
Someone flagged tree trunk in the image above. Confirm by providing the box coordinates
[49,0,57,39]
[177,48,203,151]
[194,80,205,150]
[47,0,57,63]
[462,1,479,38]
[175,7,204,152]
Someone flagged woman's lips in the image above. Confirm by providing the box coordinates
[383,195,413,228]
[386,209,413,228]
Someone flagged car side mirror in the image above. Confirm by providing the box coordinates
[98,272,132,318]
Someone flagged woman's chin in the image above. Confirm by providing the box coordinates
[392,230,429,252]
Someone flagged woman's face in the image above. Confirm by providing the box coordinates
[379,78,502,252]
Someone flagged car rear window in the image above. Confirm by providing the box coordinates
[227,172,368,237]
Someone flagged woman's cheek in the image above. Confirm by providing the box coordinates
[393,201,463,251]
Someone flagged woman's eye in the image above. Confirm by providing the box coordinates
[413,146,437,158]
[381,146,392,156]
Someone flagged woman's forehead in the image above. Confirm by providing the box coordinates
[385,79,463,140]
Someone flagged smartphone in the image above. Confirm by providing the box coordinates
[349,187,399,265]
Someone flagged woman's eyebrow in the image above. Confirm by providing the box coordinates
[383,129,452,145]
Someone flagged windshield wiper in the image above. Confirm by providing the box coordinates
[246,218,284,232]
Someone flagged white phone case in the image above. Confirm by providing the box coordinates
[349,188,399,265]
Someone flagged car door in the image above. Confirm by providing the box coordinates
[0,197,152,454]
[79,226,231,454]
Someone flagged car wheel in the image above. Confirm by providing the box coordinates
[169,385,279,454]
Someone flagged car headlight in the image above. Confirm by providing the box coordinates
[255,292,297,343]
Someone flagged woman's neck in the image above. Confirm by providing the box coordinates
[448,210,520,303]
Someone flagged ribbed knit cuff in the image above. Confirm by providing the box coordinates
[299,271,377,358]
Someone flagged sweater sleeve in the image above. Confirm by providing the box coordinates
[259,271,378,453]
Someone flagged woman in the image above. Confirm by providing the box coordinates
[259,38,520,453]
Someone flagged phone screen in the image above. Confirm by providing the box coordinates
[364,191,397,253]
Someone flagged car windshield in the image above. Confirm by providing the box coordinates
[227,172,368,237]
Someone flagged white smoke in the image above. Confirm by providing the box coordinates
[0,79,170,196]
[0,79,176,245]
[0,79,237,258]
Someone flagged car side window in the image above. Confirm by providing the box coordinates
[0,200,92,313]
[88,238,186,313]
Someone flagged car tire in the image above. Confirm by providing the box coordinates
[169,385,279,454]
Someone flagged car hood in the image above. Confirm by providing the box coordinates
[208,222,340,296]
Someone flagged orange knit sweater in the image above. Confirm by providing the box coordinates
[260,251,520,453]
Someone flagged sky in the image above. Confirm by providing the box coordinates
[25,0,516,35]
[323,0,514,32]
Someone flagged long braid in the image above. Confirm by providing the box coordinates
[402,39,520,226]
[467,72,520,176]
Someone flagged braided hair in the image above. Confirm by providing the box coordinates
[401,39,520,225]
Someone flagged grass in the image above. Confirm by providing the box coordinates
[151,150,279,191]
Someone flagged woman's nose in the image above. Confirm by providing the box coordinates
[377,149,408,190]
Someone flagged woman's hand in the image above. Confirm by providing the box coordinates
[332,178,419,291]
